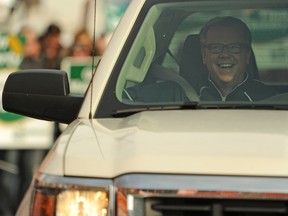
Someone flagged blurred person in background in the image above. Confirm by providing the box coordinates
[39,23,64,69]
[39,23,66,140]
[70,28,93,57]
[95,32,111,56]
[15,24,67,208]
[18,25,47,208]
[19,26,43,69]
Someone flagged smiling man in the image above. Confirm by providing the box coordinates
[199,16,277,101]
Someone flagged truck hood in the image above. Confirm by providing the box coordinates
[63,109,288,178]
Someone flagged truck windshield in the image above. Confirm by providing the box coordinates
[97,0,288,117]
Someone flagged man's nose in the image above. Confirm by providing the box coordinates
[221,45,231,54]
[219,50,231,57]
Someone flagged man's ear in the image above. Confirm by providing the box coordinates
[201,48,207,64]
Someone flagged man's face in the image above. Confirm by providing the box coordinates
[201,26,250,90]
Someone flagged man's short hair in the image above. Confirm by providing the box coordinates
[199,16,252,44]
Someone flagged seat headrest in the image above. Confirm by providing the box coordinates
[179,34,208,90]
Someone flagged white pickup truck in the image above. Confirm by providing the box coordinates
[3,0,288,215]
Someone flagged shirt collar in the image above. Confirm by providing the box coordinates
[207,72,249,96]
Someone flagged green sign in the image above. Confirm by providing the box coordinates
[0,33,24,68]
[0,30,25,123]
[61,57,100,94]
[0,112,23,122]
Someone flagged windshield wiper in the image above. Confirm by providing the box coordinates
[112,102,200,117]
[112,101,288,117]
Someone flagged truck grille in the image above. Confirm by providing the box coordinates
[115,174,288,216]
[146,197,288,216]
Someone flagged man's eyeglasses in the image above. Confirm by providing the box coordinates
[202,43,248,53]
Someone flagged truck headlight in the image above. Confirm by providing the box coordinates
[30,174,111,216]
[56,190,108,216]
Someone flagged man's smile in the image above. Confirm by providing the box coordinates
[217,63,234,69]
